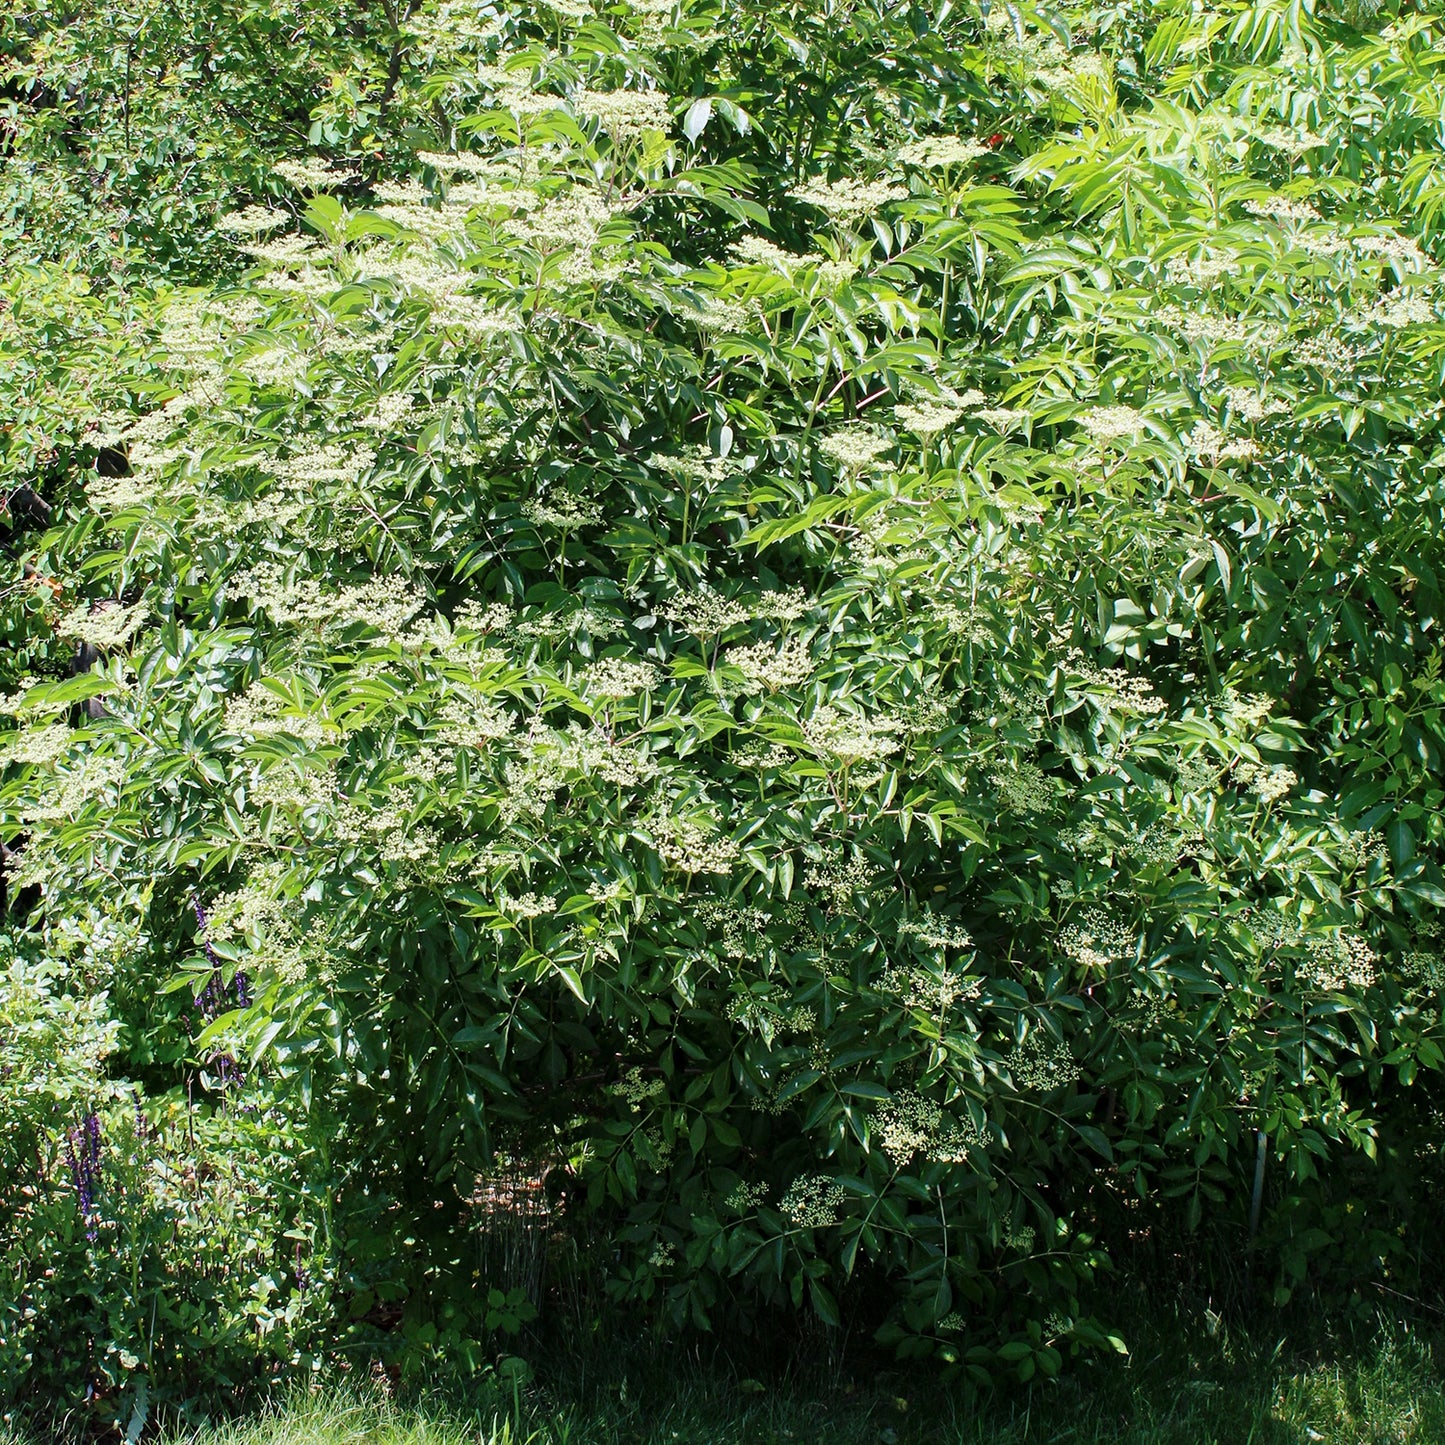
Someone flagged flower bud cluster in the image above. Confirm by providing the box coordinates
[608,1066,664,1113]
[1009,1034,1081,1091]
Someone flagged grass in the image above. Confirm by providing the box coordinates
[17,1310,1445,1445]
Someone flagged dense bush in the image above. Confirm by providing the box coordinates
[3,0,1445,1411]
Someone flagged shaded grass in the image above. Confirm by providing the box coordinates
[32,1313,1434,1445]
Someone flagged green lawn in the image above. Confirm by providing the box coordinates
[22,1316,1445,1445]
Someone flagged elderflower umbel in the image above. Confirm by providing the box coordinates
[1244,195,1321,225]
[873,1091,987,1164]
[1009,1034,1080,1090]
[781,1174,847,1228]
[523,490,602,531]
[661,586,754,636]
[495,889,555,921]
[273,158,358,191]
[895,400,962,436]
[1254,127,1327,156]
[729,235,810,272]
[1058,908,1137,971]
[608,1066,664,1112]
[804,849,878,907]
[1078,405,1147,443]
[1299,934,1379,992]
[970,402,1031,433]
[804,705,901,765]
[900,909,974,951]
[1222,386,1290,424]
[726,636,814,692]
[574,87,672,139]
[1353,289,1438,330]
[991,761,1056,815]
[217,205,290,236]
[789,177,908,223]
[1236,760,1297,804]
[55,600,149,652]
[896,136,989,169]
[878,958,982,1012]
[722,1180,768,1213]
[819,425,892,473]
[654,815,739,875]
[0,723,72,768]
[1068,654,1167,716]
[1186,420,1261,465]
[582,657,662,699]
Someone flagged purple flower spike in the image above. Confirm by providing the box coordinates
[63,1113,103,1240]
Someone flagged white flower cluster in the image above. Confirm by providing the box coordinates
[1184,419,1262,466]
[896,136,989,169]
[729,235,810,272]
[574,87,673,139]
[1254,127,1327,156]
[1294,333,1362,375]
[878,959,982,1013]
[1078,404,1147,443]
[55,600,149,652]
[722,1179,769,1213]
[1004,1222,1037,1253]
[1299,934,1379,992]
[523,489,603,532]
[875,1090,987,1164]
[1221,386,1291,424]
[780,1174,847,1228]
[224,682,332,743]
[1218,690,1275,730]
[804,704,901,765]
[726,636,814,692]
[1153,306,1286,354]
[1354,230,1427,268]
[1009,1033,1080,1091]
[582,657,662,700]
[231,564,425,643]
[819,424,893,472]
[0,724,74,768]
[1335,829,1388,875]
[661,585,754,637]
[789,177,908,222]
[1057,908,1137,971]
[1353,289,1438,330]
[274,442,376,489]
[900,908,973,951]
[1069,655,1166,716]
[894,400,962,436]
[653,813,739,875]
[217,205,289,236]
[1245,194,1321,224]
[803,849,878,907]
[273,158,359,191]
[1164,247,1238,288]
[1236,760,1297,804]
[495,889,555,921]
[1402,950,1445,990]
[693,899,772,960]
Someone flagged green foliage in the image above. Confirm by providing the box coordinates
[0,934,348,1416]
[3,0,1445,1408]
